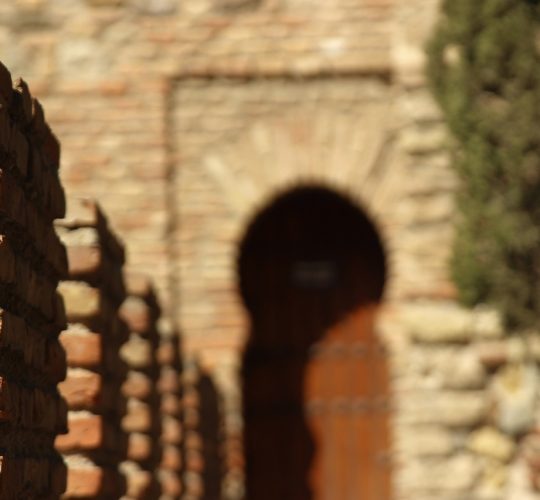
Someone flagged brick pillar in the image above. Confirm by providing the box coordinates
[55,198,128,498]
[0,62,68,498]
[119,273,162,498]
[183,359,224,500]
[157,335,185,499]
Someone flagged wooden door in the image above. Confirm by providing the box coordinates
[305,305,391,500]
[239,186,390,500]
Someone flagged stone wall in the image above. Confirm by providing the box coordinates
[0,61,68,498]
[381,302,540,499]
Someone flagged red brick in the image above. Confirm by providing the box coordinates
[0,61,12,104]
[120,296,153,334]
[127,432,153,462]
[56,413,106,452]
[120,334,153,370]
[43,339,67,384]
[158,469,183,498]
[60,329,102,368]
[157,339,178,365]
[161,415,183,446]
[58,281,100,322]
[0,456,54,498]
[122,371,153,400]
[0,235,59,322]
[65,245,101,278]
[59,282,118,333]
[0,379,63,432]
[158,366,181,395]
[64,456,127,498]
[57,198,125,264]
[161,392,181,416]
[122,462,155,499]
[161,444,183,471]
[122,399,153,433]
[58,369,102,409]
[13,78,33,127]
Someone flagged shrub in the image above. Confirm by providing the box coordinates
[427,0,540,328]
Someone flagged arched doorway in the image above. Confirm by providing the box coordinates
[237,185,391,500]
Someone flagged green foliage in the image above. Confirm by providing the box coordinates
[427,0,540,329]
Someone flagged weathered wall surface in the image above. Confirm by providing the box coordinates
[0,62,69,498]
[0,0,395,329]
[56,199,130,498]
[5,0,540,498]
[119,274,165,499]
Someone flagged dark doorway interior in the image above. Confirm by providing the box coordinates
[237,185,391,500]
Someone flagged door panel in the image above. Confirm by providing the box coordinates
[239,186,390,500]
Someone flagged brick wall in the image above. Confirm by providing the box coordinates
[157,337,185,498]
[119,273,163,498]
[0,0,396,348]
[6,1,540,499]
[56,198,129,498]
[0,61,68,498]
[183,359,225,500]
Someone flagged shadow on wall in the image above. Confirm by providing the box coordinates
[237,185,391,500]
[198,373,225,500]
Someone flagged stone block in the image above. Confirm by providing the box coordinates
[402,390,488,427]
[468,426,516,462]
[491,363,538,436]
[476,341,509,368]
[402,302,474,343]
[398,425,456,457]
[400,453,480,493]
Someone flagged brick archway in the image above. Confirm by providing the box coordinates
[238,185,391,499]
[171,78,402,356]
